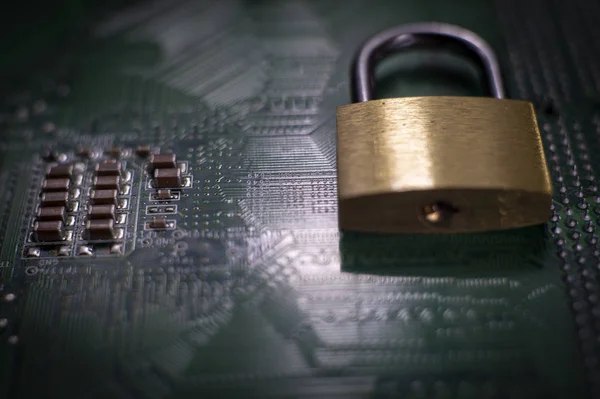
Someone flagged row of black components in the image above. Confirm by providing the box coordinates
[33,161,83,242]
[85,160,124,241]
[25,148,139,257]
[144,152,187,232]
[145,153,183,231]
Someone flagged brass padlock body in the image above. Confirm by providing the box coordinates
[337,96,552,233]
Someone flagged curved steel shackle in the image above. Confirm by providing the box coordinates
[351,22,505,103]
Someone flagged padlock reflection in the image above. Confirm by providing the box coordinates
[340,225,547,276]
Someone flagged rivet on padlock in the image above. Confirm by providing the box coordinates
[336,22,552,233]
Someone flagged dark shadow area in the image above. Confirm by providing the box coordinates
[340,225,548,277]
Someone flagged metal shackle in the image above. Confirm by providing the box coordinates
[351,22,505,103]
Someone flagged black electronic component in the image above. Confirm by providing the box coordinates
[85,219,115,240]
[38,206,66,222]
[95,162,121,176]
[47,164,73,178]
[94,175,120,190]
[42,178,70,192]
[154,168,181,188]
[148,217,168,229]
[34,220,65,242]
[90,189,118,205]
[135,145,152,158]
[88,204,116,220]
[41,192,69,207]
[150,153,176,170]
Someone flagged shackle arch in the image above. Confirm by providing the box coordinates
[351,22,505,102]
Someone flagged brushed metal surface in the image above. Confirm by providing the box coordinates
[336,96,552,233]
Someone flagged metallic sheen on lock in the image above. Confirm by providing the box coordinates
[336,22,552,233]
[337,96,552,233]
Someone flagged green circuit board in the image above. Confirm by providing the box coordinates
[1,0,599,397]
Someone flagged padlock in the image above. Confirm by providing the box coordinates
[336,22,552,233]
